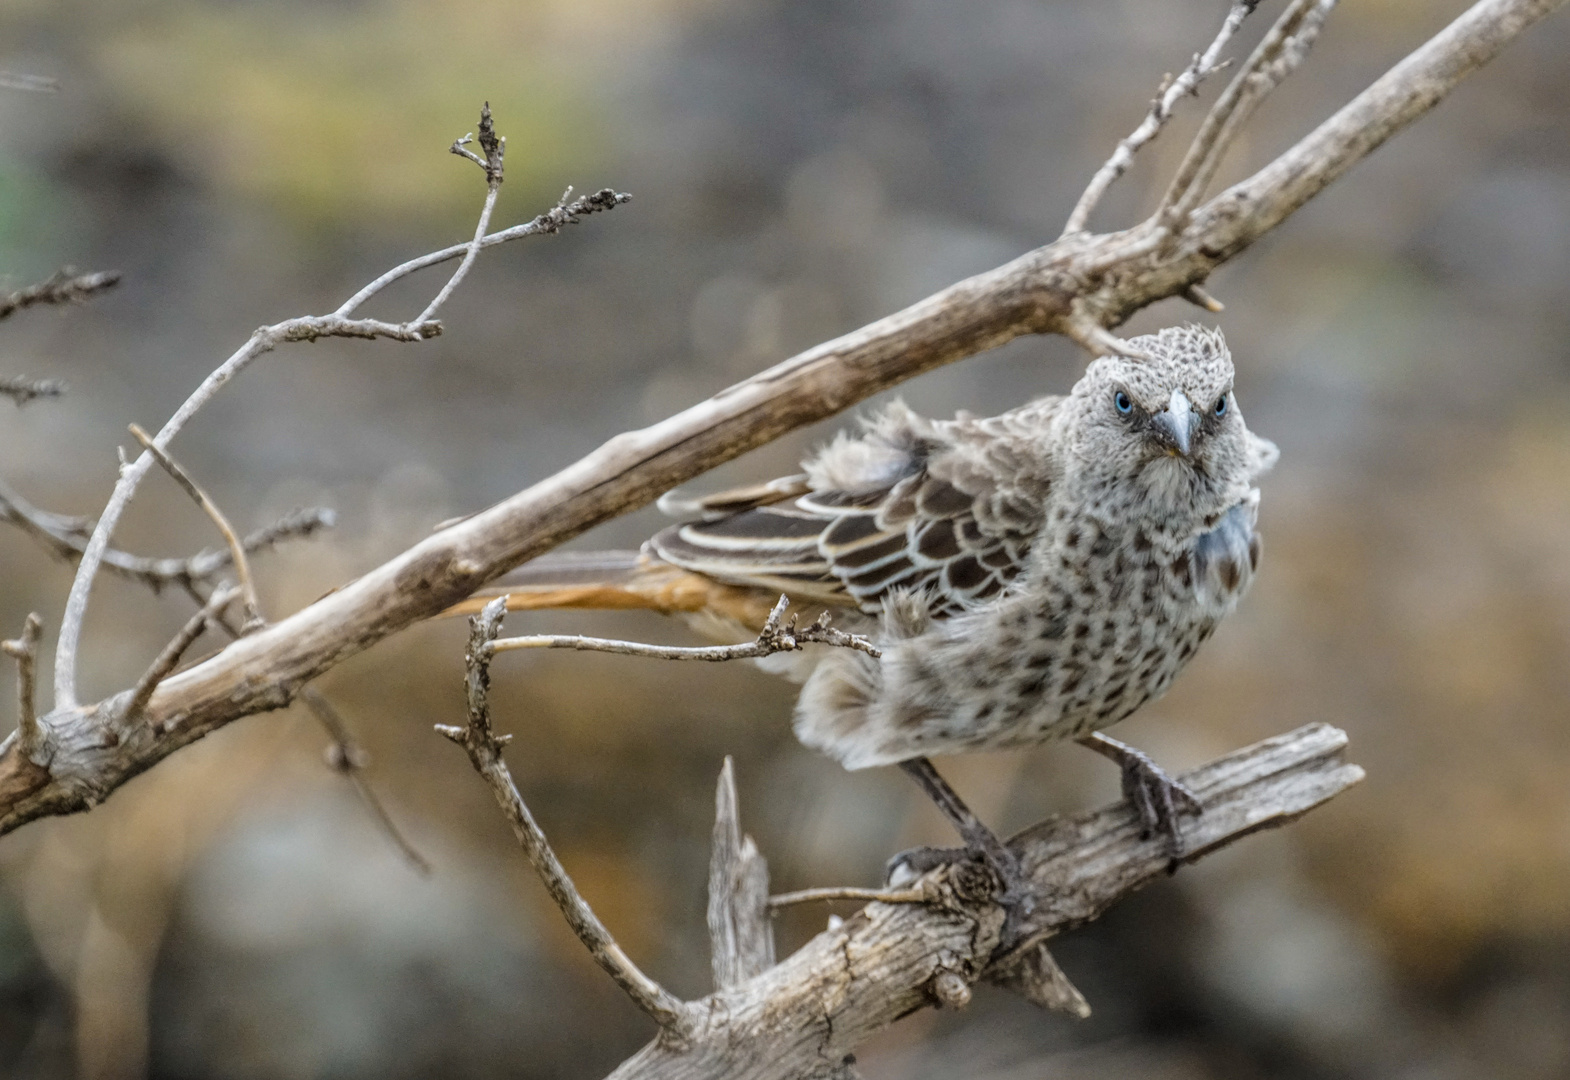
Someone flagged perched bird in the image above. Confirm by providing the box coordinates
[464,324,1276,890]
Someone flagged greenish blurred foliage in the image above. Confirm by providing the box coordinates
[74,0,629,231]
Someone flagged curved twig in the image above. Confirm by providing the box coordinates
[1061,0,1256,236]
[437,599,695,1034]
[0,0,1556,836]
[130,424,264,630]
[0,476,333,593]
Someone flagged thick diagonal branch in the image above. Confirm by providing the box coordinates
[0,0,1556,834]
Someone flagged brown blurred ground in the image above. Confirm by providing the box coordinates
[1,0,1569,1077]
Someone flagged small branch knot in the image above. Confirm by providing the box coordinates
[930,970,972,1009]
[452,102,506,186]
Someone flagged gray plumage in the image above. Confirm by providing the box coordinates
[649,324,1277,769]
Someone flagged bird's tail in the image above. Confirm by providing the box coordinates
[441,549,783,631]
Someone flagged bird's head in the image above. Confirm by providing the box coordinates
[1067,325,1272,516]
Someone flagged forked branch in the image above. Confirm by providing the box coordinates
[600,725,1361,1077]
[130,424,265,630]
[1,615,44,763]
[486,594,881,662]
[1062,0,1257,236]
[0,477,333,594]
[437,598,694,1034]
[0,0,1556,837]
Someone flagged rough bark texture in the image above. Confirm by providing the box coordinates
[611,723,1362,1079]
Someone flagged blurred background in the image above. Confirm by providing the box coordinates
[0,0,1568,1076]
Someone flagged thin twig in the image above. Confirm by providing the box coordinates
[1061,305,1153,359]
[0,477,333,593]
[1061,0,1256,236]
[1159,0,1339,231]
[437,598,694,1033]
[0,269,120,322]
[129,424,264,630]
[179,575,431,874]
[53,177,625,710]
[417,104,507,325]
[488,595,882,661]
[333,187,629,318]
[0,375,67,406]
[1182,283,1226,312]
[0,72,58,93]
[299,686,432,875]
[767,886,930,911]
[121,586,238,724]
[1,615,44,763]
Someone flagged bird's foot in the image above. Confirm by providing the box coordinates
[885,843,1035,948]
[894,757,1036,948]
[1078,732,1203,866]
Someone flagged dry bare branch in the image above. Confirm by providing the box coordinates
[487,595,881,661]
[436,598,695,1033]
[1061,0,1257,235]
[0,269,119,321]
[419,103,507,325]
[0,0,1554,836]
[0,478,333,593]
[0,71,58,93]
[122,586,238,725]
[603,724,1362,1078]
[709,758,775,991]
[129,424,264,630]
[1,615,44,764]
[766,886,928,911]
[299,686,432,876]
[333,187,629,319]
[0,375,67,406]
[52,177,626,709]
[1159,0,1339,231]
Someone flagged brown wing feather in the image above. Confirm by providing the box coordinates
[650,470,1034,615]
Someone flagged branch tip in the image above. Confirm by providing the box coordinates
[0,375,67,406]
[130,424,265,630]
[301,686,431,875]
[1182,283,1226,312]
[3,614,45,762]
[0,268,121,322]
[1062,0,1256,235]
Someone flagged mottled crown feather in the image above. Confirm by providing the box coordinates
[1127,323,1229,367]
[1083,324,1233,414]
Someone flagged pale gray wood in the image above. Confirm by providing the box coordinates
[708,758,776,991]
[608,723,1362,1080]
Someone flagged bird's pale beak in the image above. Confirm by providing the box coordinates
[1152,389,1197,457]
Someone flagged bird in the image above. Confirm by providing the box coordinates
[460,324,1276,899]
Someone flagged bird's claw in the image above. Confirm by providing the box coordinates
[886,844,1036,948]
[1117,748,1203,863]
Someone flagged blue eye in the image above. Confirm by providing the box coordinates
[1114,390,1132,415]
[1213,395,1228,417]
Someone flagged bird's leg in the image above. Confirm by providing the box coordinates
[1077,731,1203,863]
[891,757,1034,937]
